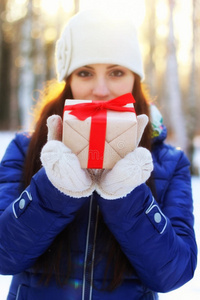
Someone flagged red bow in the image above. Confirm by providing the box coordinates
[64,93,136,120]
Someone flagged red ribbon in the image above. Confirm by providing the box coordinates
[64,93,136,168]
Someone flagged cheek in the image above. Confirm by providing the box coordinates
[124,77,135,93]
[70,81,84,99]
[71,86,82,99]
[70,79,92,99]
[113,78,134,94]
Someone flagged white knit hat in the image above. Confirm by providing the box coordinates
[55,9,144,82]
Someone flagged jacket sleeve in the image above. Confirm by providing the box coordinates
[96,148,197,293]
[0,134,88,275]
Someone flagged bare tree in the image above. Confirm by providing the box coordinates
[143,0,157,96]
[186,0,199,167]
[0,0,12,129]
[17,0,35,130]
[165,0,187,152]
[17,0,46,130]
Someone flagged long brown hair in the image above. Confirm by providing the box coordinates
[24,74,152,290]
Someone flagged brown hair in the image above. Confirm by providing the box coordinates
[24,74,152,290]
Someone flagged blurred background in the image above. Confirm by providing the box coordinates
[0,1,200,299]
[0,0,200,173]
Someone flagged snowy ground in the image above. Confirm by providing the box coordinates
[0,131,199,300]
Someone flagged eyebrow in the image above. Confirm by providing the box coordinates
[83,65,93,69]
[83,64,120,70]
[107,65,119,69]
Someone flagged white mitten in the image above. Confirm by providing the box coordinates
[96,114,153,199]
[41,115,95,198]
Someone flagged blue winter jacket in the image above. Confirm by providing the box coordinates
[0,127,197,300]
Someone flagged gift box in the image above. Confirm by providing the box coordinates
[62,93,137,169]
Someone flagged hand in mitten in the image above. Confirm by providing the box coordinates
[96,114,153,199]
[40,115,95,198]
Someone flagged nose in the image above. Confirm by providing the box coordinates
[92,77,110,100]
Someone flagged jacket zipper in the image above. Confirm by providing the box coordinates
[82,194,99,300]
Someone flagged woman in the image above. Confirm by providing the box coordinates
[0,9,197,300]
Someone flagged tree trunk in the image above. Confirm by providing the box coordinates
[17,0,35,130]
[165,0,188,152]
[0,0,12,129]
[144,0,157,95]
[186,0,200,171]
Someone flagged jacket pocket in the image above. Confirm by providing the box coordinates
[16,284,28,300]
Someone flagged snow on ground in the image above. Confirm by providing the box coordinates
[0,132,15,160]
[0,131,199,300]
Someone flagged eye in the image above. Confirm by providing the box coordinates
[77,70,93,77]
[110,69,124,77]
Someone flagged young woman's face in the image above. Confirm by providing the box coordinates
[70,64,135,101]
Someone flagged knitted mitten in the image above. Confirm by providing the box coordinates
[96,114,153,199]
[41,115,95,198]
